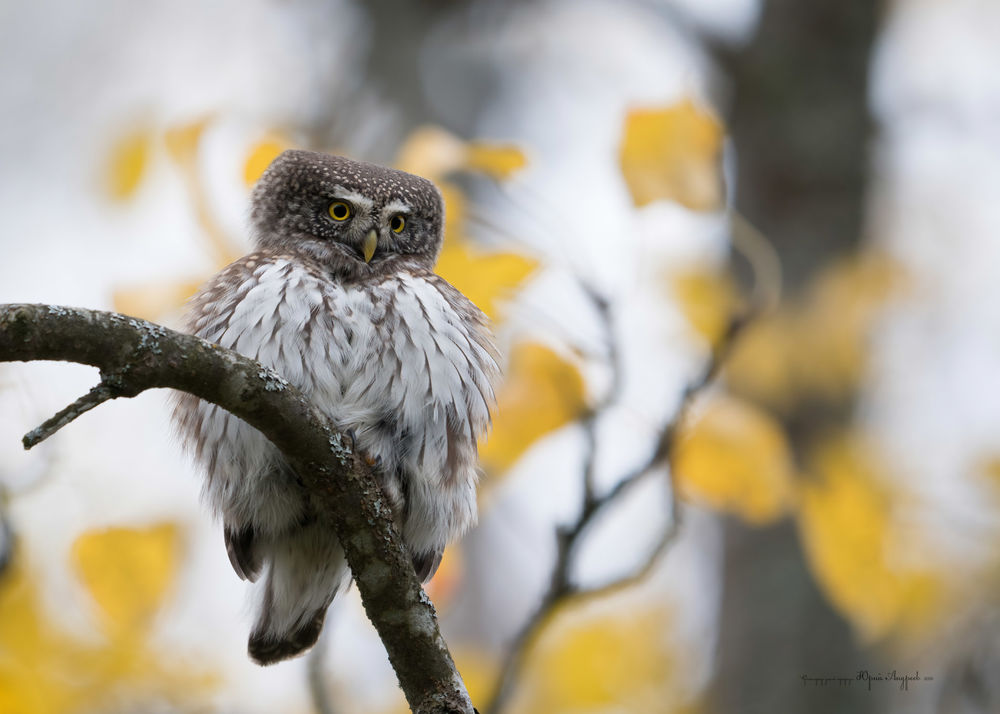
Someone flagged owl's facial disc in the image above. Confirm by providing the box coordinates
[250,151,446,276]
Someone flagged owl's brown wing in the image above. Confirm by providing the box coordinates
[225,522,262,582]
[412,547,444,583]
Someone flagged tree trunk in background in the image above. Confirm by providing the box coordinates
[721,1,880,287]
[710,2,883,714]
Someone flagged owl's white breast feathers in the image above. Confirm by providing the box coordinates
[183,253,499,549]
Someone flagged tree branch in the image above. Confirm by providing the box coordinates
[0,303,474,714]
[482,303,755,714]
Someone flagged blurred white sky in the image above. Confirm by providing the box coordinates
[866,0,1000,571]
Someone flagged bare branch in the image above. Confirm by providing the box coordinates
[483,306,753,714]
[578,282,620,506]
[482,209,779,713]
[0,303,474,714]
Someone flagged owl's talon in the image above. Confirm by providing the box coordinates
[342,429,379,467]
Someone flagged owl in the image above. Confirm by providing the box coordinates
[172,150,500,665]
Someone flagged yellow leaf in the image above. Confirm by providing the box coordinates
[0,543,215,714]
[164,116,210,167]
[798,435,943,641]
[480,343,586,474]
[395,125,468,178]
[673,396,796,524]
[396,125,528,181]
[436,239,537,322]
[465,142,527,180]
[620,100,724,211]
[244,134,291,186]
[435,184,536,321]
[105,129,152,201]
[0,556,86,714]
[510,607,679,713]
[722,311,798,413]
[791,254,902,401]
[73,524,180,637]
[670,267,738,344]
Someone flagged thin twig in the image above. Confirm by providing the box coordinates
[729,211,782,315]
[482,209,779,713]
[22,381,123,449]
[578,283,619,505]
[483,288,760,714]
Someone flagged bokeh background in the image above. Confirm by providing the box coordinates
[2,1,1000,713]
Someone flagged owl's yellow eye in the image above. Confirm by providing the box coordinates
[390,215,406,233]
[328,201,351,221]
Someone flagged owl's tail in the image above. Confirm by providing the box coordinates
[248,520,347,665]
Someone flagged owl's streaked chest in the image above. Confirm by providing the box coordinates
[189,254,497,460]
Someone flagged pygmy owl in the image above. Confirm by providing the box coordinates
[173,150,500,665]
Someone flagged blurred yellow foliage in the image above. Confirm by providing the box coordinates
[670,267,738,345]
[244,134,290,186]
[165,117,242,267]
[452,648,500,710]
[73,524,180,638]
[720,310,798,413]
[396,126,527,181]
[0,558,85,714]
[726,253,903,411]
[436,238,536,322]
[382,646,499,714]
[465,142,528,180]
[164,117,210,166]
[434,183,536,321]
[0,524,215,714]
[512,606,680,713]
[424,545,463,608]
[105,129,152,201]
[396,126,468,177]
[673,395,796,524]
[110,117,254,320]
[112,278,203,321]
[480,342,586,474]
[793,254,901,401]
[980,456,1000,484]
[619,100,724,211]
[798,435,943,641]
[395,128,537,321]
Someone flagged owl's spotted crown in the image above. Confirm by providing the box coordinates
[249,150,445,280]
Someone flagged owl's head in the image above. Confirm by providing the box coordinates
[249,150,445,279]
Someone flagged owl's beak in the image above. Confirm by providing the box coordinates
[362,229,378,263]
